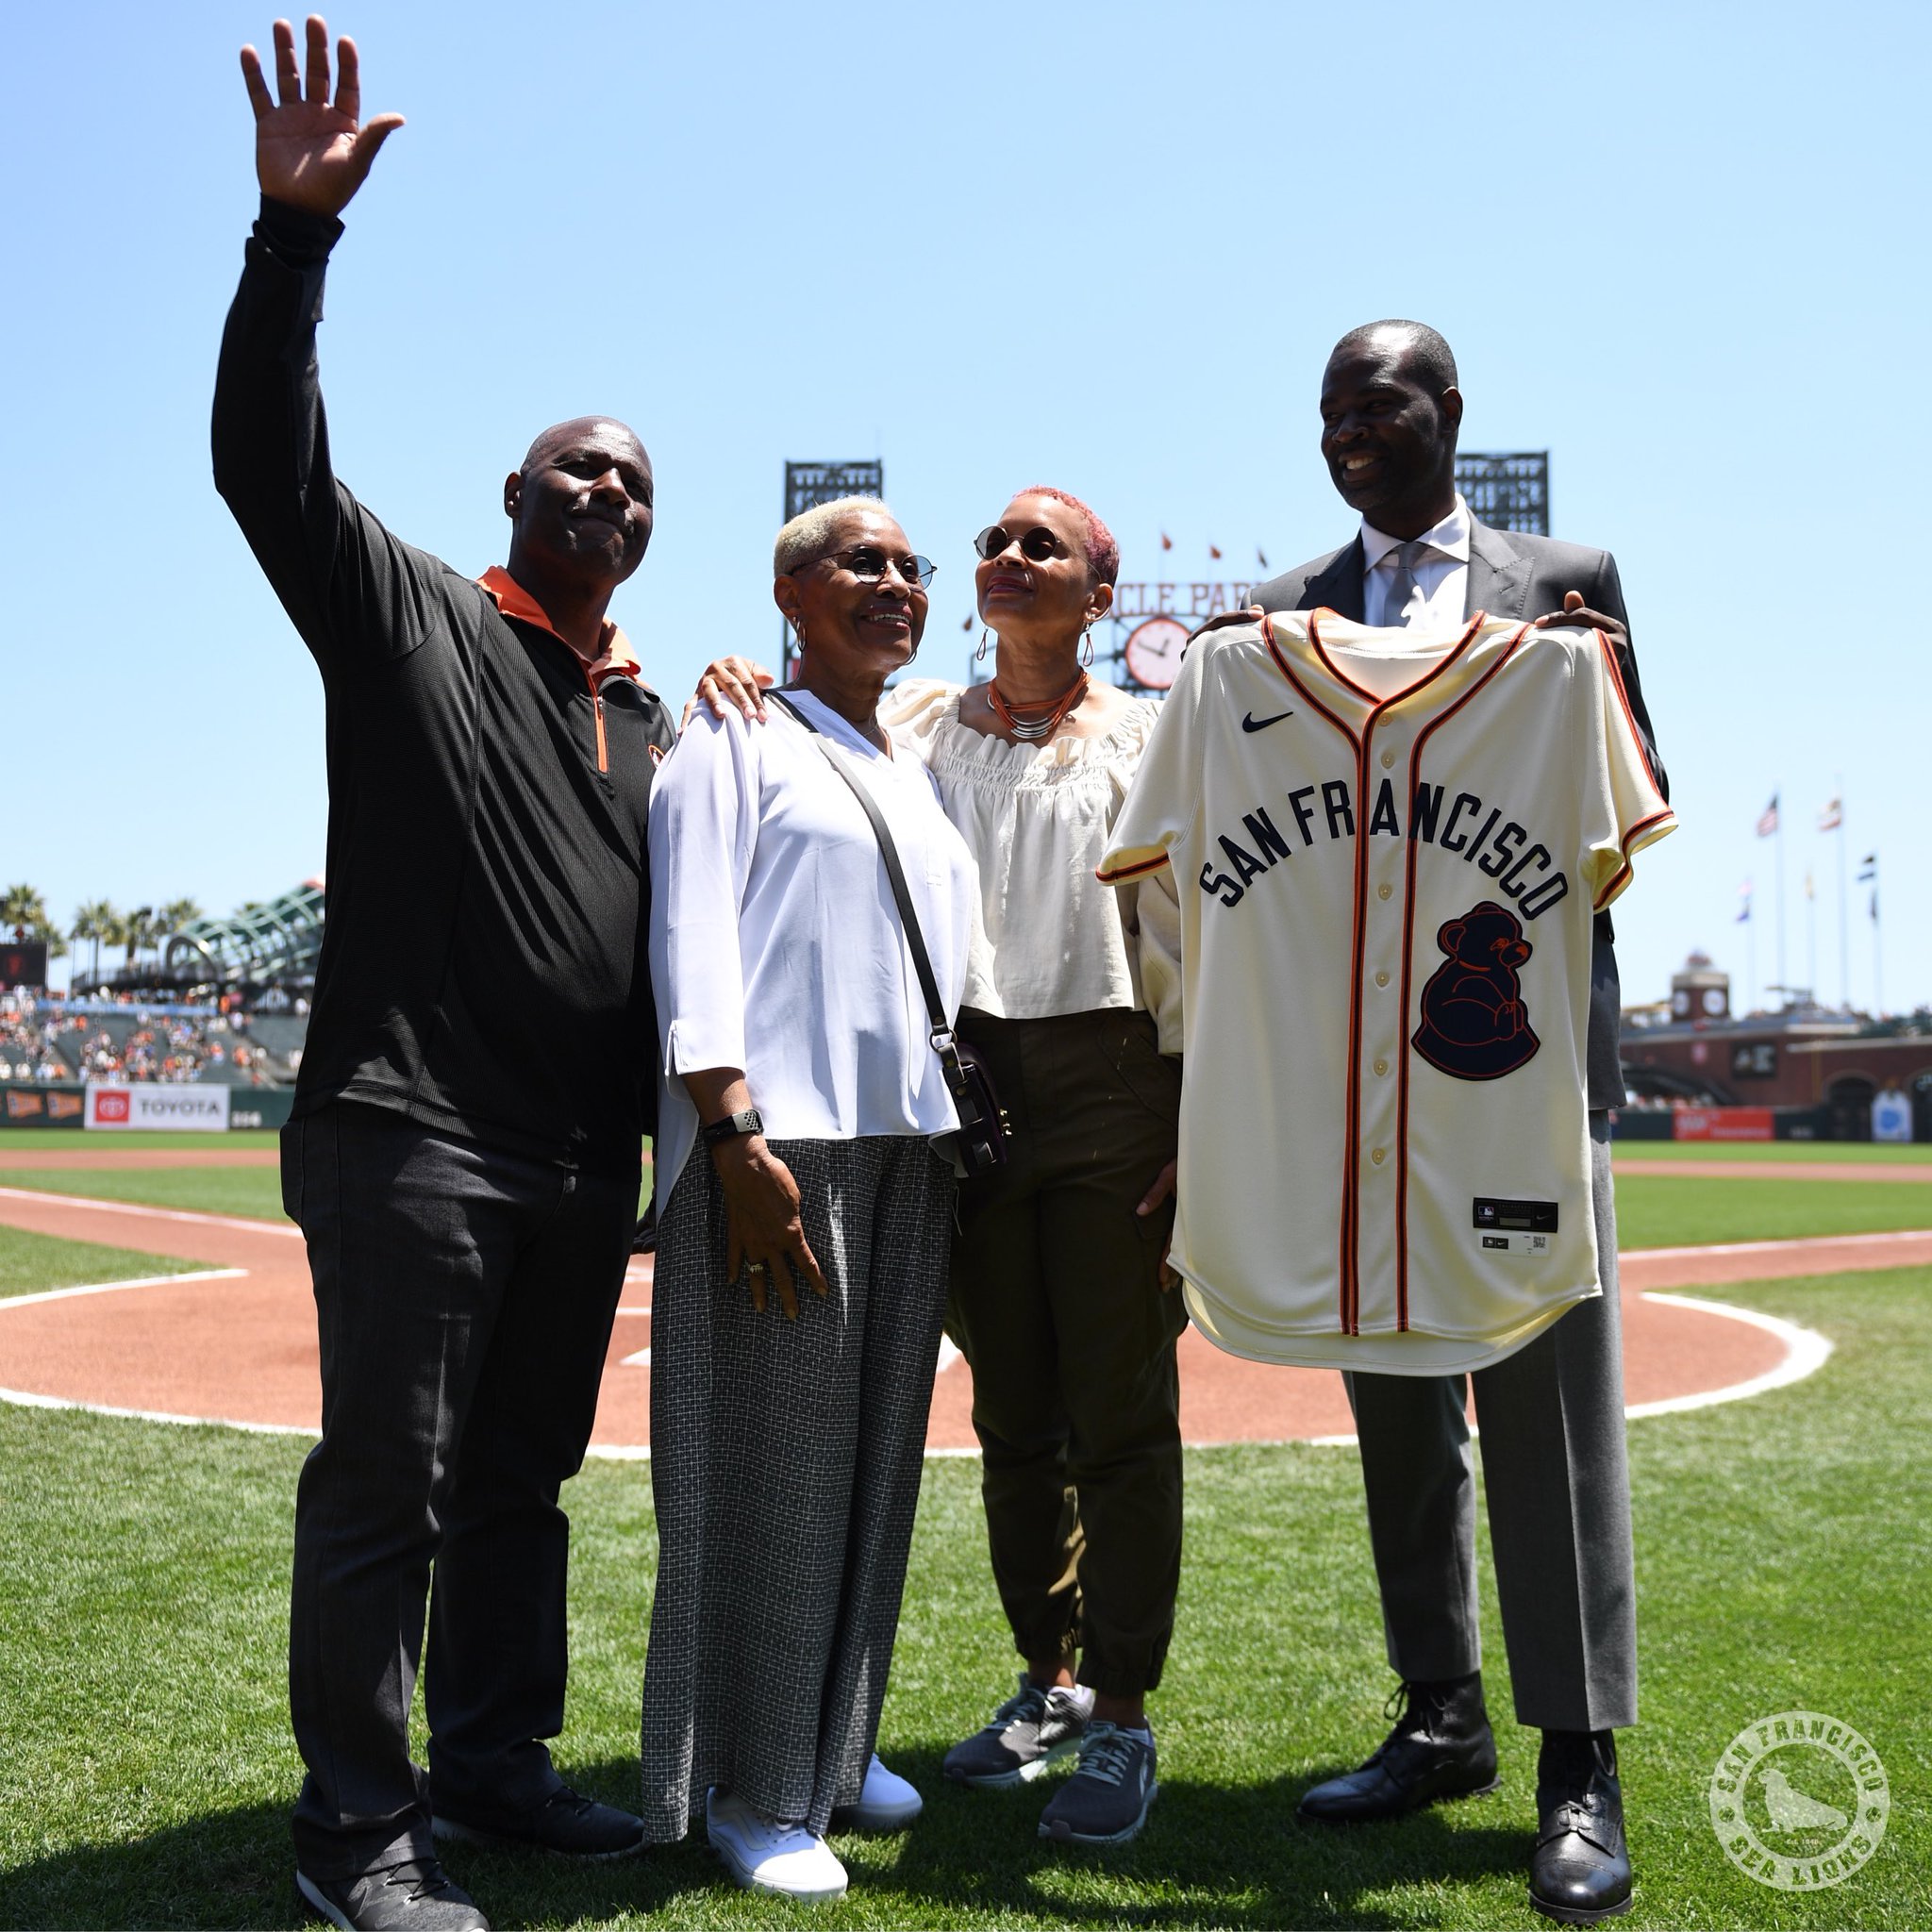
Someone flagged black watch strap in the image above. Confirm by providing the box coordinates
[702,1108,764,1146]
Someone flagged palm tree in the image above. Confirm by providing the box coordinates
[3,884,49,941]
[159,897,204,935]
[71,901,117,988]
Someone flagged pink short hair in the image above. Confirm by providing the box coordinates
[1013,485,1120,587]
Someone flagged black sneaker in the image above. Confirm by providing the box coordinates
[296,1857,489,1931]
[1038,1723,1158,1846]
[432,1785,644,1859]
[941,1675,1089,1788]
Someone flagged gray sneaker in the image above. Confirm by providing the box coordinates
[295,1858,489,1931]
[1038,1723,1158,1846]
[941,1675,1089,1788]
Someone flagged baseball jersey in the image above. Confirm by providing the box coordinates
[1099,609,1675,1374]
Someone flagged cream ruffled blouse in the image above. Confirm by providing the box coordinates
[882,679,1181,1044]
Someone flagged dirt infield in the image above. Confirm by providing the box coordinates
[2,1178,1894,1450]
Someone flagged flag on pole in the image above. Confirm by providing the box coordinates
[1805,870,1815,900]
[1208,543,1223,559]
[1737,879,1753,922]
[1857,853,1877,882]
[1818,796,1842,831]
[961,613,973,631]
[1257,546,1269,568]
[1159,532,1173,552]
[1756,793,1780,837]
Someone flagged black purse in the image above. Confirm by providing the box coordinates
[769,692,1011,1179]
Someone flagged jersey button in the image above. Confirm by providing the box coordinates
[1371,1146,1387,1165]
[1374,970,1390,988]
[1380,749,1395,769]
[1377,882,1393,900]
[1374,1057,1389,1075]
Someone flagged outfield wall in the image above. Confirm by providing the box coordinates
[0,1083,295,1131]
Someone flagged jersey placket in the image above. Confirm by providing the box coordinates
[1353,710,1409,1333]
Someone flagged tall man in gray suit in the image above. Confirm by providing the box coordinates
[1249,320,1666,1925]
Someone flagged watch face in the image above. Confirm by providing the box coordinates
[1123,616,1189,691]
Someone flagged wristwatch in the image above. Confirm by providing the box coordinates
[702,1108,765,1147]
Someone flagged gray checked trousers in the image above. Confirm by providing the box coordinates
[640,1135,955,1840]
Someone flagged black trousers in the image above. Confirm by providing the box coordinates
[945,1008,1186,1699]
[281,1101,635,1877]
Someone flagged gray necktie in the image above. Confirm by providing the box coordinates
[1379,539,1430,627]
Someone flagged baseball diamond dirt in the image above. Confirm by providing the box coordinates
[3,1157,1912,1451]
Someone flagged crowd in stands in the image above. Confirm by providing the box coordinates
[0,991,304,1087]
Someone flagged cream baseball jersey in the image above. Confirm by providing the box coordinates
[1099,609,1674,1374]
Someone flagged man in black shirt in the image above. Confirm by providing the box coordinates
[213,22,674,1929]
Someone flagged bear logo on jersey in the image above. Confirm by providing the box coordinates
[1411,900,1541,1080]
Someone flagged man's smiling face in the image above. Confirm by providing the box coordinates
[1318,327,1460,535]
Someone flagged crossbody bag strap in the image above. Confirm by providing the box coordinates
[766,691,956,1049]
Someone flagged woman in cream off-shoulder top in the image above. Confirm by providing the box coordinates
[697,486,1184,1852]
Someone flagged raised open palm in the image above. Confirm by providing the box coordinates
[241,15,403,218]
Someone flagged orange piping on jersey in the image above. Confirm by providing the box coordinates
[1391,625,1530,1330]
[1096,853,1171,884]
[1594,627,1658,786]
[1307,609,1487,708]
[1263,614,1365,1325]
[1592,809,1677,910]
[1263,614,1360,750]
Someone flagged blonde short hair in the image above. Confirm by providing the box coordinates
[773,496,892,578]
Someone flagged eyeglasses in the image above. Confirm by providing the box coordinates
[807,546,936,589]
[974,525,1063,564]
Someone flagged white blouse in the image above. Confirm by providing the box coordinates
[648,689,980,1202]
[882,680,1182,1044]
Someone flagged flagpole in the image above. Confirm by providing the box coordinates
[1873,865,1883,1018]
[1775,786,1787,1007]
[1747,899,1757,1015]
[1807,872,1816,1008]
[1837,779,1849,1011]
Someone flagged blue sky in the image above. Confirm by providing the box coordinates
[4,0,1925,1014]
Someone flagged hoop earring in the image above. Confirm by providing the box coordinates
[975,627,990,663]
[791,621,807,653]
[1080,624,1095,669]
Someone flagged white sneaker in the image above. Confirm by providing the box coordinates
[705,1789,848,1902]
[830,1754,924,1832]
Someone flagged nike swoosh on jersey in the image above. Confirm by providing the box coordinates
[1241,708,1294,732]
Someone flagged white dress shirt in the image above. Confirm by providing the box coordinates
[1360,492,1472,629]
[648,688,979,1203]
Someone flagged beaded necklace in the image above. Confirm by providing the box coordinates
[985,668,1090,743]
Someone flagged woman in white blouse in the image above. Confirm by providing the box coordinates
[697,487,1185,1852]
[641,498,978,1903]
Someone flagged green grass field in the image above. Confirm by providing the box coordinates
[0,1257,1924,1927]
[1,1140,1928,1927]
[1611,1176,1932,1250]
[1613,1141,1932,1166]
[0,1227,205,1299]
[0,1130,285,1153]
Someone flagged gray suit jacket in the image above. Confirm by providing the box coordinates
[1248,520,1665,1109]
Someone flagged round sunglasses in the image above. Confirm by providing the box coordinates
[974,525,1065,564]
[806,545,936,589]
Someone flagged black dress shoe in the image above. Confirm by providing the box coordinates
[432,1785,644,1860]
[1298,1673,1500,1823]
[1530,1730,1632,1924]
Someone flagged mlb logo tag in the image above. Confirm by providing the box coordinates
[1475,1204,1498,1225]
[95,1091,132,1124]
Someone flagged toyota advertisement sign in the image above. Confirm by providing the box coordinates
[84,1085,231,1132]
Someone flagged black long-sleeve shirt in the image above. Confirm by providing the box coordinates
[213,197,674,1175]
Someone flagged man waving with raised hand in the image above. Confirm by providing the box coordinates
[215,19,675,1930]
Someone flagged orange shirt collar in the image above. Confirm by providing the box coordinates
[478,565,642,681]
